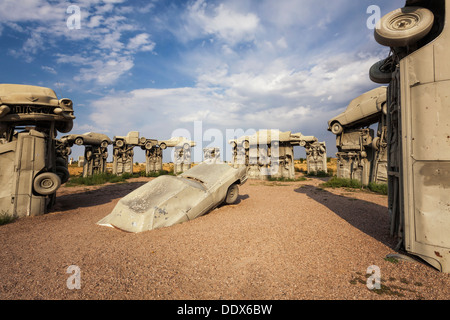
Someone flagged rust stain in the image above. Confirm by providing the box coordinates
[435,251,443,258]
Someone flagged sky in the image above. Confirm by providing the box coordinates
[0,0,405,163]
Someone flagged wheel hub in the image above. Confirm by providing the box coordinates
[389,14,419,31]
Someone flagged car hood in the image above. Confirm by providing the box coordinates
[0,84,60,106]
[97,175,207,233]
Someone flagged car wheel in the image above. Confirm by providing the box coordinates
[372,137,381,151]
[369,59,393,84]
[33,172,61,195]
[56,166,70,184]
[224,184,239,205]
[115,139,124,148]
[55,120,73,134]
[374,7,434,47]
[56,157,66,167]
[74,137,84,146]
[331,122,343,135]
[145,141,153,150]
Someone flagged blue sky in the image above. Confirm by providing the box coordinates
[0,0,404,162]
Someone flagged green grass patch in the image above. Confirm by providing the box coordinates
[320,177,363,189]
[0,211,16,226]
[320,177,388,195]
[66,170,173,187]
[66,173,128,186]
[307,170,333,177]
[368,182,388,195]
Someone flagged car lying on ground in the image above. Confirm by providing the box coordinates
[327,86,387,135]
[158,136,196,150]
[61,132,112,148]
[97,163,248,233]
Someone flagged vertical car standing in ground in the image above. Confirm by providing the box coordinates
[372,0,450,272]
[0,84,75,218]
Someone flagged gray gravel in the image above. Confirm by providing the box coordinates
[0,176,449,300]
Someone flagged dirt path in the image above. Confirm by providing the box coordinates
[0,176,449,300]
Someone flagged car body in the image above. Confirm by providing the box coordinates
[229,130,318,148]
[0,130,62,218]
[158,136,196,150]
[327,86,387,135]
[0,84,75,133]
[61,132,112,148]
[97,163,248,233]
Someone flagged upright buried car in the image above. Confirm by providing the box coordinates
[97,163,248,233]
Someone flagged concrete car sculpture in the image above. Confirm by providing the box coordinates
[0,84,75,133]
[61,132,112,148]
[327,86,387,135]
[97,163,248,233]
[158,136,196,150]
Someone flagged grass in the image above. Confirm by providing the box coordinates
[266,176,307,182]
[320,177,388,195]
[368,181,388,195]
[0,210,16,226]
[66,170,172,187]
[306,169,334,177]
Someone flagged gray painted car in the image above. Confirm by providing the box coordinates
[327,86,387,135]
[97,163,248,233]
[158,136,196,150]
[61,132,112,148]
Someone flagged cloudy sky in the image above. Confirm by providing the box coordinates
[0,0,404,162]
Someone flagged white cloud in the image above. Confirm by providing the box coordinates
[41,65,57,74]
[127,33,156,52]
[180,0,260,45]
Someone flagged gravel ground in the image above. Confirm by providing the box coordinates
[0,176,449,300]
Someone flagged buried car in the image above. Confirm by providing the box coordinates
[97,163,248,233]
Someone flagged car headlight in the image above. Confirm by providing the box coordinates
[0,105,10,118]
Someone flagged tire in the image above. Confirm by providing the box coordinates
[331,122,343,135]
[56,166,70,184]
[374,7,434,47]
[369,59,393,84]
[55,120,73,133]
[115,139,124,148]
[74,137,84,146]
[224,184,239,205]
[372,137,381,151]
[145,141,153,150]
[33,172,61,195]
[56,157,66,167]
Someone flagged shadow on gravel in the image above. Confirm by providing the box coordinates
[294,184,395,248]
[53,183,250,213]
[51,181,148,212]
